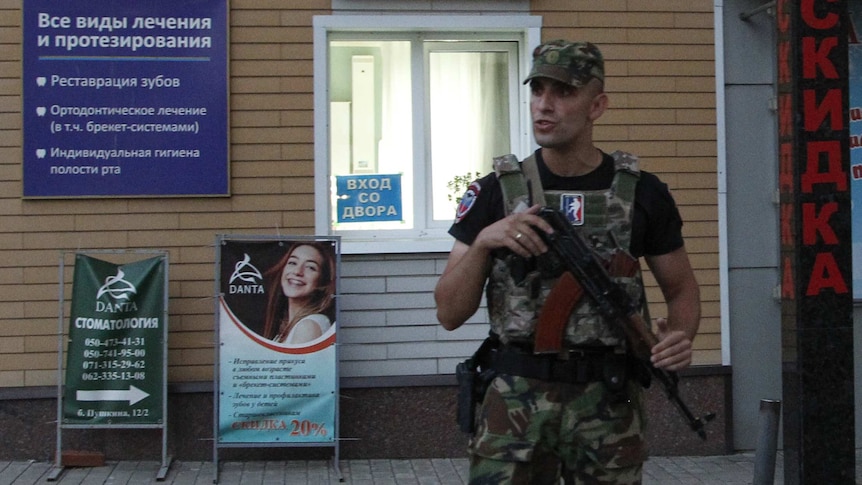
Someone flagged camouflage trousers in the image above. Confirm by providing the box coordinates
[468,374,647,485]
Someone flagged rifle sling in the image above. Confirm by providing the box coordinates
[533,271,583,354]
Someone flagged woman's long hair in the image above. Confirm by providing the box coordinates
[261,242,336,341]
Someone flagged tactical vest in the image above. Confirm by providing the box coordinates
[486,151,650,348]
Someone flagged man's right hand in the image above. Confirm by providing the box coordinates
[473,204,554,258]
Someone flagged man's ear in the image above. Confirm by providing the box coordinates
[589,91,609,122]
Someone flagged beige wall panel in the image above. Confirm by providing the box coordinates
[0,352,54,371]
[126,198,234,214]
[25,335,55,353]
[678,206,718,224]
[693,350,721,365]
[0,336,23,353]
[627,0,712,12]
[279,44,313,60]
[176,211,286,230]
[231,93,312,111]
[0,267,22,284]
[21,199,131,215]
[693,333,721,350]
[232,77,281,94]
[21,231,129,250]
[615,44,715,61]
[674,190,720,208]
[231,59,312,77]
[231,11,283,27]
[627,92,715,109]
[127,229,224,249]
[0,233,22,250]
[628,60,715,78]
[685,221,719,239]
[676,109,718,125]
[24,369,55,387]
[74,213,180,232]
[0,215,76,233]
[677,172,718,189]
[677,141,719,156]
[231,44,281,60]
[0,160,21,179]
[280,10,325,27]
[580,12,675,27]
[0,110,20,128]
[179,280,216,299]
[168,365,212,382]
[232,111,281,127]
[278,145,315,162]
[174,313,218,333]
[232,0,323,8]
[0,282,57,302]
[602,110,676,126]
[0,61,19,77]
[169,330,215,350]
[231,27,312,44]
[675,77,719,93]
[0,96,22,112]
[0,371,24,388]
[674,12,715,28]
[232,126,313,144]
[231,177,283,194]
[229,194,314,212]
[279,110,313,127]
[533,0,628,12]
[627,28,715,45]
[629,125,716,142]
[643,157,715,173]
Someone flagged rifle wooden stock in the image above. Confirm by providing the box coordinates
[534,271,583,354]
[536,207,714,440]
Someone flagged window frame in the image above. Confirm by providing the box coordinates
[312,15,542,255]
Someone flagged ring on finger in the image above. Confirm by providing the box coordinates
[515,232,523,240]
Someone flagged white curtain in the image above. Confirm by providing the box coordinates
[430,51,510,221]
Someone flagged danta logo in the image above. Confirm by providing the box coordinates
[229,253,264,295]
[95,268,138,312]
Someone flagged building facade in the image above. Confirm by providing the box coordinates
[0,0,738,461]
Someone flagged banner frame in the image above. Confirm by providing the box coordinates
[212,234,342,483]
[50,249,171,481]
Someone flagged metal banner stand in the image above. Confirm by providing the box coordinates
[49,250,172,481]
[213,235,342,483]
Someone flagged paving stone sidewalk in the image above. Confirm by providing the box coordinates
[3,451,861,484]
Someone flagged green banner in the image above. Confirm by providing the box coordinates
[63,254,166,426]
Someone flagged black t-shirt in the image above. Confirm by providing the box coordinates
[448,150,684,258]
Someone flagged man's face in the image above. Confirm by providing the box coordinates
[529,77,604,150]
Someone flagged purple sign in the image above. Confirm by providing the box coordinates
[23,0,228,197]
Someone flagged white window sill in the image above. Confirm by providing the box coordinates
[340,236,454,255]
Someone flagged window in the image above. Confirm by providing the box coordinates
[313,16,541,253]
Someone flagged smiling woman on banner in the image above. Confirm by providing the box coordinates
[261,242,336,345]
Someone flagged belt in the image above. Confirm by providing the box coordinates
[489,346,619,384]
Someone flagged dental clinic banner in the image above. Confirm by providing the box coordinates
[215,236,339,446]
[22,0,228,197]
[63,253,167,426]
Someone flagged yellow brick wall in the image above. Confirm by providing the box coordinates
[0,0,720,389]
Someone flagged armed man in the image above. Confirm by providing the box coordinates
[435,40,701,484]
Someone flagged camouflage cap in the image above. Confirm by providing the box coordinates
[523,40,604,88]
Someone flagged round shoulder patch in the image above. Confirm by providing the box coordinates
[454,181,481,223]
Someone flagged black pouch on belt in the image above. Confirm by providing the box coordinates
[602,353,629,399]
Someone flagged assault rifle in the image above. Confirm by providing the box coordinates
[536,206,715,440]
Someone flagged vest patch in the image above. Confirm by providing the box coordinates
[455,181,481,223]
[560,193,584,226]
